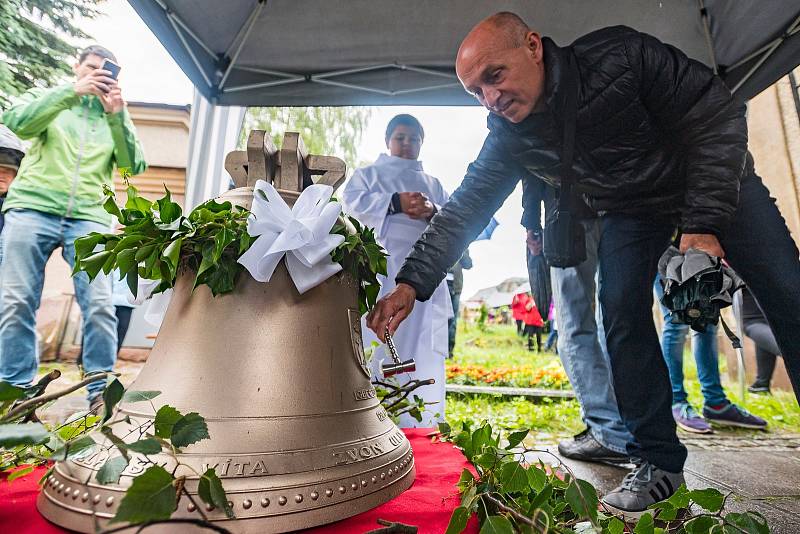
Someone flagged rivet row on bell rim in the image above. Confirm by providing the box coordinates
[41,454,415,528]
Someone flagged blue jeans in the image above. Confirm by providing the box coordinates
[653,277,727,407]
[447,280,460,357]
[0,209,117,400]
[551,219,634,455]
[544,328,558,352]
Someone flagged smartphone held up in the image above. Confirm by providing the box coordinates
[100,58,121,92]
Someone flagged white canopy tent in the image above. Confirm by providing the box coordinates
[126,0,800,203]
[130,0,800,106]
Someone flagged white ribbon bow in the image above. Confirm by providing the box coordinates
[130,278,173,326]
[237,180,345,294]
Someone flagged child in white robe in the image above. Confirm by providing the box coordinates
[341,114,452,428]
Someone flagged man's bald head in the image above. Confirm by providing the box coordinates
[479,12,531,48]
[456,12,546,123]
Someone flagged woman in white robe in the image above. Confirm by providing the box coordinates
[341,114,452,428]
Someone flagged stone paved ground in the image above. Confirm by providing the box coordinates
[34,356,800,533]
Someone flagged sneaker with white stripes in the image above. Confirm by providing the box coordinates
[601,462,685,519]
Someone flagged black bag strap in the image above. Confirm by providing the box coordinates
[558,49,580,211]
[719,315,743,350]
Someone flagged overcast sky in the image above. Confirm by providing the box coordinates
[77,0,528,300]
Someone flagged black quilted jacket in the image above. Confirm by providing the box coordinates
[396,25,748,301]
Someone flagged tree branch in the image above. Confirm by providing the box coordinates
[483,493,540,529]
[364,518,418,533]
[382,379,435,412]
[1,372,115,422]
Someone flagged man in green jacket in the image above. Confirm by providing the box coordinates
[0,45,146,408]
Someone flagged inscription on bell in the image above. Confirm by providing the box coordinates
[388,430,405,447]
[333,442,386,465]
[202,458,269,477]
[353,387,376,401]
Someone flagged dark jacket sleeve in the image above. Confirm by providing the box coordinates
[520,176,546,231]
[396,133,520,301]
[626,31,747,236]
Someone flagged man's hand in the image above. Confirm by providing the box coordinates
[680,233,725,258]
[398,192,435,220]
[73,69,117,98]
[366,283,417,341]
[526,229,542,256]
[99,86,125,114]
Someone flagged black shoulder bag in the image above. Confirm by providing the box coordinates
[543,51,587,268]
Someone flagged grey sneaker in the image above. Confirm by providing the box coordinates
[602,462,685,519]
[672,402,713,434]
[703,402,768,430]
[557,429,630,464]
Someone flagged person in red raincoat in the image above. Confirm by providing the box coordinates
[511,291,528,336]
[523,293,544,352]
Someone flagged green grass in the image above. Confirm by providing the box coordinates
[446,394,583,435]
[452,323,558,368]
[445,321,800,439]
[447,322,583,438]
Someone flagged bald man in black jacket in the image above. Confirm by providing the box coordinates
[367,12,800,517]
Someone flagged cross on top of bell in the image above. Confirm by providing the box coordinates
[225,130,346,192]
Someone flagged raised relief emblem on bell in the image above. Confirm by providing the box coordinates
[348,307,371,379]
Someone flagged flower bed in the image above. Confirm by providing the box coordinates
[446,361,570,390]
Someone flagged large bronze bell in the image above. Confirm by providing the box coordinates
[38,131,415,532]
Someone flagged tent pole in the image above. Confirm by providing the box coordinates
[312,78,395,96]
[312,64,402,79]
[391,82,463,95]
[165,10,212,88]
[727,23,800,73]
[153,0,217,60]
[234,66,304,77]
[219,0,267,90]
[697,0,718,74]
[223,77,306,94]
[312,78,460,97]
[731,14,800,94]
[398,65,459,81]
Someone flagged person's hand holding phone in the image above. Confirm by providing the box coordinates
[73,69,117,98]
[98,59,124,114]
[73,58,124,113]
[99,86,125,114]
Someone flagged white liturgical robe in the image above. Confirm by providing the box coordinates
[341,153,452,428]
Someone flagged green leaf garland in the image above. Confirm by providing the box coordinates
[74,184,387,313]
